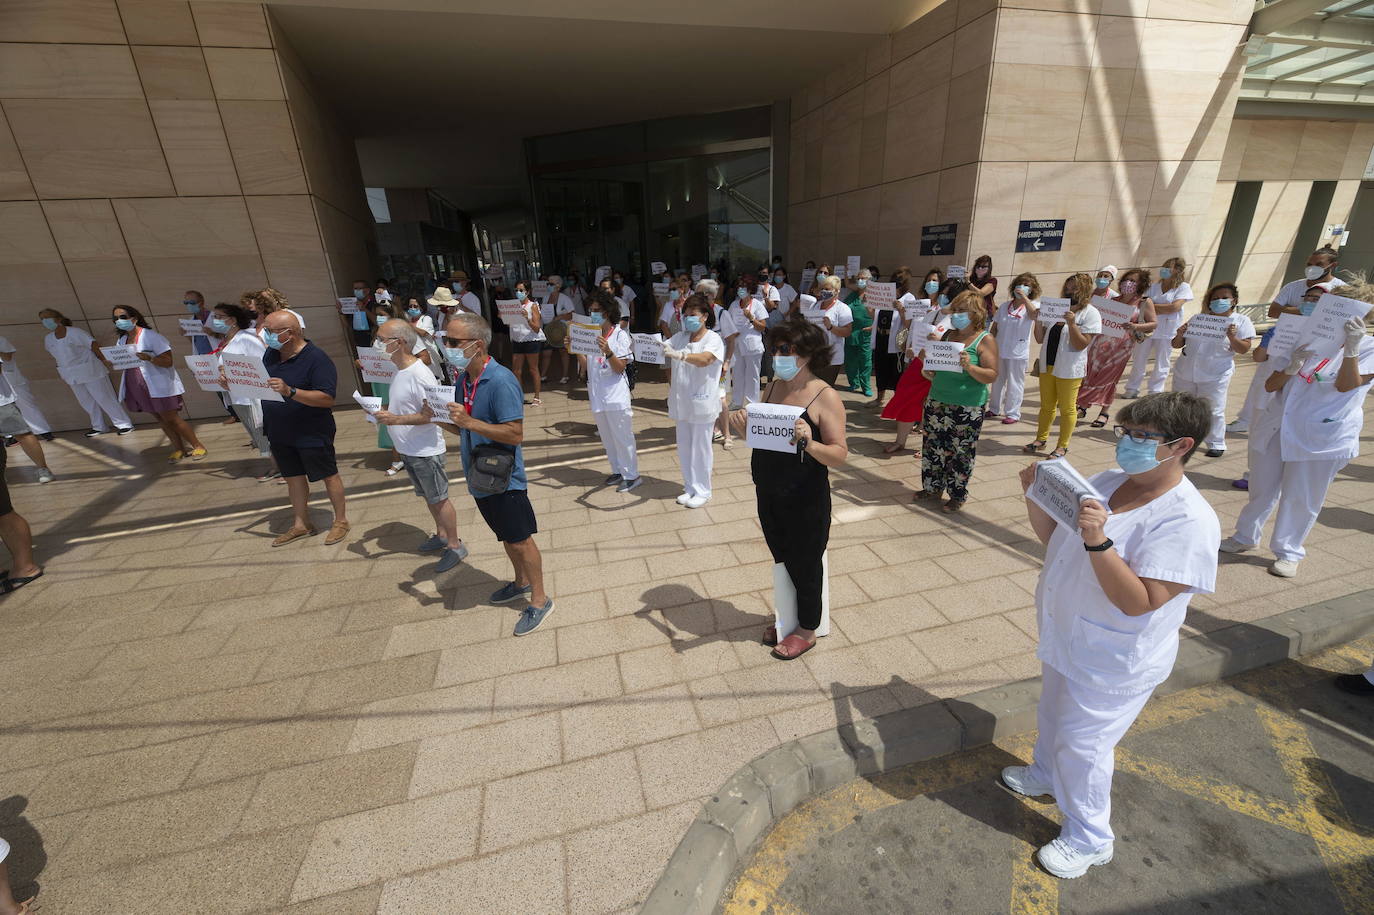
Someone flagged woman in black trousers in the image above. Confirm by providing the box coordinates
[730,317,849,660]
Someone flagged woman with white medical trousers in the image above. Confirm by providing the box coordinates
[1004,391,1219,880]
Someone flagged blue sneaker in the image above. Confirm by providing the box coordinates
[418,533,447,552]
[434,543,469,573]
[514,598,554,636]
[490,581,533,604]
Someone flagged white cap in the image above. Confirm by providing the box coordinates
[1098,265,1118,277]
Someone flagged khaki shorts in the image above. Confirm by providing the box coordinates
[0,403,31,438]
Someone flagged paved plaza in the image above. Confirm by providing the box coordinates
[2,360,1373,914]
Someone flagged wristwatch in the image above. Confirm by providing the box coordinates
[287,386,297,400]
[1084,538,1114,552]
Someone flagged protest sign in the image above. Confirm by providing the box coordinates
[1038,297,1070,325]
[337,296,358,315]
[652,282,670,298]
[222,354,283,402]
[1265,313,1305,363]
[745,402,805,454]
[568,318,603,356]
[691,264,708,281]
[179,318,205,337]
[101,345,141,371]
[356,346,396,384]
[352,390,382,424]
[184,355,224,392]
[1298,292,1372,364]
[846,256,861,276]
[924,340,964,372]
[1094,295,1136,339]
[800,268,817,293]
[496,299,527,331]
[423,384,455,424]
[632,333,665,365]
[905,321,936,357]
[651,261,667,276]
[531,280,549,299]
[833,265,847,280]
[904,298,932,323]
[947,265,966,280]
[865,282,897,311]
[594,265,611,284]
[1029,457,1108,532]
[1184,313,1231,342]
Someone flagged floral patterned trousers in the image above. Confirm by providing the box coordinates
[921,400,985,502]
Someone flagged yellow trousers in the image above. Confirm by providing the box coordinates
[1035,374,1082,450]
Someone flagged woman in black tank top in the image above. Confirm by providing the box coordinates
[729,317,849,661]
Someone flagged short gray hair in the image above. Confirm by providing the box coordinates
[446,310,491,346]
[856,268,873,280]
[547,274,563,287]
[382,318,418,351]
[695,278,719,300]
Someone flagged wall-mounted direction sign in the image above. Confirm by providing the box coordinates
[920,223,957,256]
[1016,219,1067,253]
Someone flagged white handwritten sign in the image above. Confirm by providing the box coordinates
[101,345,142,371]
[924,340,964,372]
[1184,313,1231,342]
[496,299,527,331]
[337,296,359,315]
[1028,457,1108,532]
[352,390,382,423]
[184,354,224,392]
[745,402,805,454]
[1298,292,1372,365]
[531,280,549,299]
[865,282,897,311]
[846,256,861,276]
[1265,313,1305,363]
[651,261,667,276]
[632,333,665,365]
[691,264,708,281]
[422,384,455,423]
[1094,295,1136,339]
[568,318,603,356]
[799,268,817,293]
[356,346,396,384]
[904,298,932,323]
[905,321,937,357]
[1038,298,1070,325]
[222,354,283,402]
[832,265,847,280]
[947,265,966,280]
[594,265,611,285]
[179,318,206,337]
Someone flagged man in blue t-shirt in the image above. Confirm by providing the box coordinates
[260,311,351,548]
[433,312,554,636]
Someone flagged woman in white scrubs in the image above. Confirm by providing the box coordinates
[1006,391,1219,879]
[39,308,133,436]
[1222,289,1374,578]
[111,304,208,463]
[574,291,640,493]
[1169,283,1256,458]
[663,294,725,508]
[1126,256,1192,396]
[210,302,277,481]
[987,273,1041,424]
[727,274,768,410]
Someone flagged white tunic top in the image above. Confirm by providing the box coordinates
[586,326,633,413]
[45,326,107,385]
[667,330,725,423]
[818,298,854,365]
[1250,335,1374,463]
[118,327,186,400]
[1174,312,1256,384]
[992,300,1038,361]
[727,299,768,356]
[1036,470,1219,695]
[1145,281,1193,336]
[1049,304,1102,380]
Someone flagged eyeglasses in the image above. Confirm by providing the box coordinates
[1113,425,1178,444]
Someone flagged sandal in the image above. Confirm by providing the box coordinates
[882,442,906,454]
[0,569,43,593]
[771,633,816,661]
[1090,412,1109,428]
[1076,406,1086,419]
[271,526,317,547]
[763,625,778,647]
[531,397,542,406]
[941,500,965,514]
[1023,440,1047,453]
[1049,447,1069,459]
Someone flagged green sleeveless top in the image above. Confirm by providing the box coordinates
[928,330,990,408]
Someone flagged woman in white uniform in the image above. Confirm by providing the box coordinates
[210,302,277,481]
[727,275,768,410]
[1006,391,1219,879]
[663,294,725,508]
[1222,286,1374,578]
[39,308,133,436]
[575,291,639,493]
[1126,256,1192,397]
[813,275,854,387]
[987,273,1040,423]
[0,337,51,439]
[110,305,208,463]
[1169,283,1256,457]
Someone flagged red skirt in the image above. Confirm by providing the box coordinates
[881,358,932,423]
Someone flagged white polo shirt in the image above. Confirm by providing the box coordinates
[586,326,633,413]
[1035,470,1219,695]
[992,300,1038,361]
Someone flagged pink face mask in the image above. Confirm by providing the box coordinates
[1120,280,1137,295]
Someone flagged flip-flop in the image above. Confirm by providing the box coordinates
[0,569,43,593]
[771,633,815,661]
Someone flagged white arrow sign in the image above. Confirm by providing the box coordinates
[1033,237,1044,250]
[932,243,942,254]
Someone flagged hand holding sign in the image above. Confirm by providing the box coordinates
[632,333,665,364]
[923,340,964,372]
[1038,298,1070,325]
[223,354,284,401]
[745,402,806,453]
[423,385,455,424]
[1184,313,1230,342]
[1298,292,1372,364]
[101,345,142,371]
[568,319,603,357]
[356,346,396,384]
[1093,296,1135,339]
[179,318,205,337]
[1027,457,1109,532]
[184,355,225,392]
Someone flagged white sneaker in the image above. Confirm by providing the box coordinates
[1037,838,1113,878]
[685,495,710,509]
[1218,537,1254,554]
[1226,418,1249,433]
[1269,558,1300,578]
[999,765,1053,798]
[676,493,692,505]
[37,468,54,484]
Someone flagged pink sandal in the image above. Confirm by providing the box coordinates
[771,633,815,661]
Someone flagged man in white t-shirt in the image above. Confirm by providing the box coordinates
[372,320,468,573]
[1269,247,1345,320]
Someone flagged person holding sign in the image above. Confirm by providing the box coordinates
[1228,281,1330,439]
[870,267,911,409]
[1222,283,1374,578]
[880,270,952,454]
[1027,274,1100,458]
[574,292,640,492]
[812,276,853,386]
[914,291,999,512]
[967,254,998,322]
[726,275,769,411]
[1169,283,1256,457]
[507,279,545,406]
[842,269,875,398]
[209,303,276,480]
[663,295,726,508]
[1268,246,1344,320]
[339,280,376,348]
[110,305,208,463]
[1078,268,1157,428]
[987,273,1041,424]
[538,275,576,386]
[39,308,133,437]
[1125,257,1192,397]
[260,310,350,546]
[728,317,848,661]
[1007,391,1218,880]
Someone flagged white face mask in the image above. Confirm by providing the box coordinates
[1305,264,1328,281]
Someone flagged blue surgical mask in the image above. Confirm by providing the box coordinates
[406,307,421,317]
[774,274,785,285]
[683,315,703,333]
[210,317,231,333]
[517,290,527,302]
[375,314,386,326]
[949,312,971,330]
[1159,267,1172,280]
[184,300,200,313]
[592,311,608,325]
[937,294,949,308]
[41,317,58,331]
[1116,436,1175,475]
[445,346,471,370]
[1014,285,1030,297]
[924,280,939,295]
[856,279,867,289]
[1300,300,1318,316]
[737,288,748,300]
[1208,299,1232,314]
[773,355,800,380]
[115,317,135,332]
[353,289,367,298]
[1095,277,1111,289]
[263,329,284,350]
